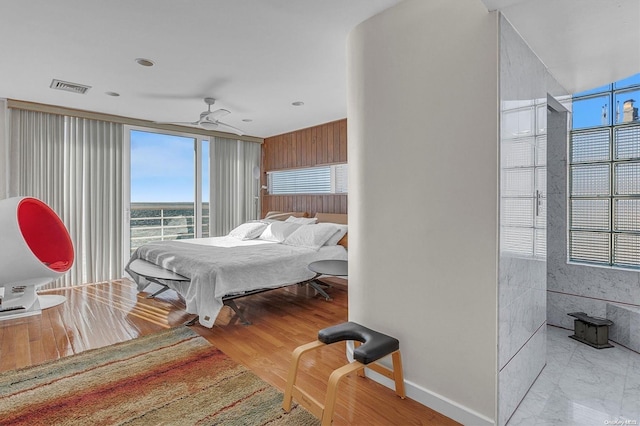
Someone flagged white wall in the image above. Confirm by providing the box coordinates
[0,99,7,199]
[347,1,499,424]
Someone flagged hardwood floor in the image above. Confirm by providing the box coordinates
[0,280,458,425]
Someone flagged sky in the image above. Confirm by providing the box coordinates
[572,73,640,129]
[130,130,209,203]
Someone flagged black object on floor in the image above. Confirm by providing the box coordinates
[567,311,613,349]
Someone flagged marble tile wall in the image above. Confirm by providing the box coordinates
[498,325,546,426]
[498,14,556,426]
[607,303,640,352]
[499,257,546,367]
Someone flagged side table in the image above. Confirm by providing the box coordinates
[307,260,348,300]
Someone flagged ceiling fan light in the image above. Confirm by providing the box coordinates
[200,121,218,130]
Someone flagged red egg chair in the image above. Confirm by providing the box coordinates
[0,197,74,319]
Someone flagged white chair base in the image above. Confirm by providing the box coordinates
[0,285,67,321]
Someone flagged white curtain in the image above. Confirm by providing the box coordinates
[8,110,123,288]
[210,137,261,236]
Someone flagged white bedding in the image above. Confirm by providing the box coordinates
[127,236,347,328]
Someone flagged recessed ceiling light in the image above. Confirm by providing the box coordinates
[292,101,304,106]
[135,58,155,67]
[242,119,253,122]
[105,91,120,97]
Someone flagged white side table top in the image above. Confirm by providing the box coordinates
[308,259,348,277]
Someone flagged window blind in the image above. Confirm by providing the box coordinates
[267,164,348,195]
[334,164,348,193]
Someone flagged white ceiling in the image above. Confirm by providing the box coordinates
[488,0,640,94]
[0,0,638,138]
[0,0,401,138]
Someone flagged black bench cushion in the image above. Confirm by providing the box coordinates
[318,321,399,365]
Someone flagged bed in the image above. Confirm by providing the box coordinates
[126,212,348,328]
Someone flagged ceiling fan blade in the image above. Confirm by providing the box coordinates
[198,121,219,130]
[204,109,231,121]
[154,121,200,126]
[141,93,200,100]
[215,121,245,136]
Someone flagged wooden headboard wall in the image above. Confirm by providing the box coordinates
[261,119,347,218]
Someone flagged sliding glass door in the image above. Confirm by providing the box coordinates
[124,128,209,257]
[123,127,261,266]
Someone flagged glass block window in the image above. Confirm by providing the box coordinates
[615,126,640,160]
[572,94,612,129]
[267,164,348,195]
[571,129,610,163]
[569,73,640,269]
[501,97,547,259]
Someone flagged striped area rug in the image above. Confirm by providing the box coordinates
[0,327,318,425]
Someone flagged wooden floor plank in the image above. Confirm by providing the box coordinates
[0,280,458,426]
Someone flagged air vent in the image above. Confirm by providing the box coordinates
[50,79,91,94]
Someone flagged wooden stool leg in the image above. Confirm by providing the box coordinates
[354,341,366,378]
[391,351,406,399]
[283,340,325,412]
[321,361,365,426]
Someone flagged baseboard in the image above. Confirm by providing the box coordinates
[346,342,494,426]
[364,368,494,426]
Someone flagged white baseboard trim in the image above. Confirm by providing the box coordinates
[346,342,494,425]
[363,368,495,426]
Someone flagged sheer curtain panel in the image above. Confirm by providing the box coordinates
[8,110,123,288]
[210,137,261,236]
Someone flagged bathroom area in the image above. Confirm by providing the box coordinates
[498,14,640,426]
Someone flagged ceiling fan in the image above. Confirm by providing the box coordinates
[157,97,244,135]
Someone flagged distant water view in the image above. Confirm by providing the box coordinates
[130,202,209,253]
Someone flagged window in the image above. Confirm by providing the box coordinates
[267,164,348,195]
[569,73,640,268]
[126,129,261,254]
[127,129,207,254]
[500,99,547,258]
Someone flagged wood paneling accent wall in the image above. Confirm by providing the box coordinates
[261,119,347,218]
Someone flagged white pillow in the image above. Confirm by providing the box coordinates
[285,216,318,225]
[228,222,268,240]
[259,221,301,243]
[324,224,348,246]
[283,223,338,251]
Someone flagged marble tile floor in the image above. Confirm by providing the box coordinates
[508,325,640,426]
